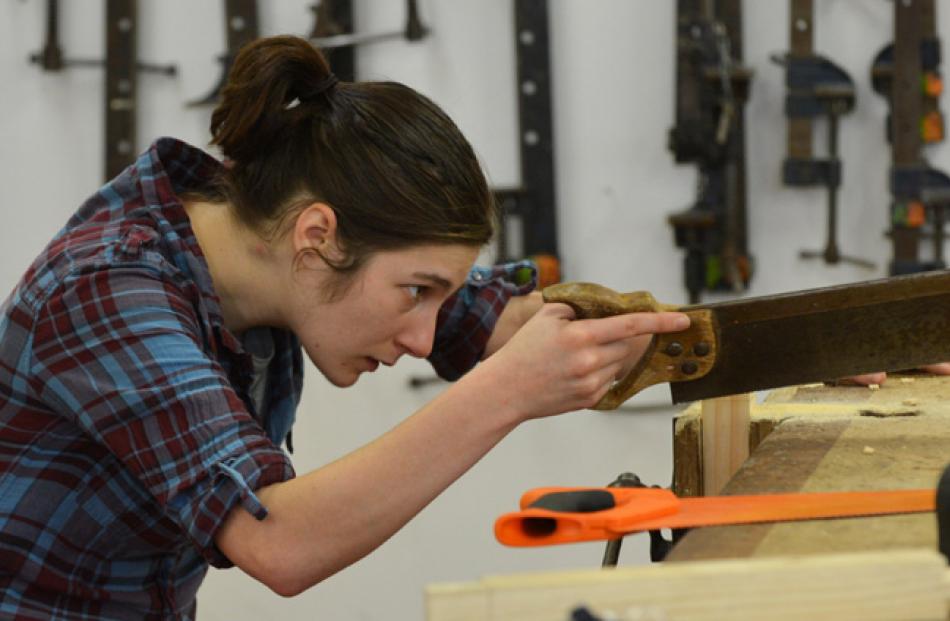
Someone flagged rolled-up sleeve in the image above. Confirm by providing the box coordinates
[169,449,293,567]
[428,260,537,380]
[32,266,295,568]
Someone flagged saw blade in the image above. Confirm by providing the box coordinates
[671,269,950,403]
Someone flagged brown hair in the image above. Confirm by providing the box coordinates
[207,35,496,293]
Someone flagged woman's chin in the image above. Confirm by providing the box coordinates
[317,365,361,388]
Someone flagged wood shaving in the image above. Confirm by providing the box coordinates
[859,406,921,418]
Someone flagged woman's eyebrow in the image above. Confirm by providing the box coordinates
[411,272,453,290]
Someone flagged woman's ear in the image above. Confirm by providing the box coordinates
[292,202,342,262]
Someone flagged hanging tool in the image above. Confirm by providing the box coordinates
[542,273,950,408]
[871,0,945,146]
[872,0,950,275]
[309,0,427,50]
[27,0,176,181]
[495,483,935,548]
[104,0,138,181]
[772,0,873,269]
[499,0,561,287]
[667,0,753,304]
[28,0,62,70]
[28,0,175,76]
[188,0,259,106]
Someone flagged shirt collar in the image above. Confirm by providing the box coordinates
[131,138,245,354]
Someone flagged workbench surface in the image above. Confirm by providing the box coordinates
[668,375,950,561]
[424,378,950,620]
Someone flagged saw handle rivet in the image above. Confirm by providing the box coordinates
[680,361,699,375]
[693,342,710,356]
[664,341,684,357]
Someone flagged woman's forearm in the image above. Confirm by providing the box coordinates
[214,363,521,596]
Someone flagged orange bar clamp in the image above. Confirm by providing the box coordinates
[495,486,935,547]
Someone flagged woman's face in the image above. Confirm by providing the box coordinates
[290,243,479,387]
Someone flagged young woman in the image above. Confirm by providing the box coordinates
[0,36,690,619]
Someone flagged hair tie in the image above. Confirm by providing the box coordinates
[299,73,339,102]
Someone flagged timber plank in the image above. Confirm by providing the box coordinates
[426,549,947,621]
[668,375,950,562]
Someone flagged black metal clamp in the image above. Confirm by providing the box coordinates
[600,472,685,567]
[888,165,950,274]
[773,51,875,269]
[775,53,854,186]
[667,1,753,304]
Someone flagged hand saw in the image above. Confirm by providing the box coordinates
[543,270,950,409]
[495,485,935,547]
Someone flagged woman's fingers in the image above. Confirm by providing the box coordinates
[920,362,950,375]
[570,311,691,345]
[489,304,692,420]
[837,371,887,386]
[839,361,950,387]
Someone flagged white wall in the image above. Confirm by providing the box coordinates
[0,1,943,619]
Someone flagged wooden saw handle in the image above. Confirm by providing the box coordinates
[542,282,717,410]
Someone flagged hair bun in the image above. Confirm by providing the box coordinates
[210,35,334,162]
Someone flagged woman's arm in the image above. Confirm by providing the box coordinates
[215,304,690,596]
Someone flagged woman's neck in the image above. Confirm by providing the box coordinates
[183,200,288,333]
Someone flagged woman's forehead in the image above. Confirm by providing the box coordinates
[371,244,478,282]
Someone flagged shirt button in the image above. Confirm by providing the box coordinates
[473,272,483,281]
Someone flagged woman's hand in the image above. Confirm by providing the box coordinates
[472,302,690,421]
[842,362,950,386]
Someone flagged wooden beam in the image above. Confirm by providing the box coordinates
[701,393,751,494]
[425,549,948,621]
[673,376,950,561]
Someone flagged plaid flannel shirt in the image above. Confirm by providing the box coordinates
[0,138,535,620]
